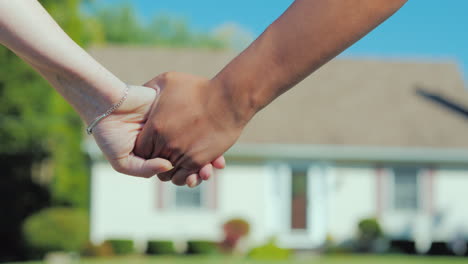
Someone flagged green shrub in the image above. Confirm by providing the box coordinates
[358,218,383,240]
[22,207,89,256]
[356,218,386,253]
[105,239,134,255]
[82,241,114,257]
[146,240,176,255]
[248,238,291,260]
[186,240,219,255]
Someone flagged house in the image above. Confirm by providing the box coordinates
[86,46,468,253]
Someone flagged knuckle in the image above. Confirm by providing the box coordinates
[157,175,171,182]
[159,71,170,80]
[165,140,180,152]
[183,156,204,171]
[157,172,172,182]
[160,71,176,81]
[112,161,127,175]
[151,119,164,132]
[193,156,206,169]
[172,178,186,186]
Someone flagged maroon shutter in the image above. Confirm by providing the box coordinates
[424,167,435,215]
[156,181,165,210]
[206,170,219,210]
[375,165,384,218]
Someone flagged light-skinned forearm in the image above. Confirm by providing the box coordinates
[211,0,408,124]
[0,0,123,124]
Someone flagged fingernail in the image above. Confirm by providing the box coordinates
[195,178,203,186]
[154,84,161,95]
[188,179,196,188]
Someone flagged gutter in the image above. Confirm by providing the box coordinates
[226,144,468,165]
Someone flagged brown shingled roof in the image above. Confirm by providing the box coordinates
[89,46,468,148]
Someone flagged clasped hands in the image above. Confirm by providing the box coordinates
[92,72,248,188]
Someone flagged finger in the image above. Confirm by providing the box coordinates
[156,168,176,182]
[144,73,168,91]
[151,138,166,160]
[134,124,155,159]
[159,146,172,160]
[211,156,226,169]
[114,154,173,178]
[171,168,192,186]
[133,91,161,159]
[169,150,184,168]
[133,77,165,159]
[199,163,213,181]
[186,174,202,188]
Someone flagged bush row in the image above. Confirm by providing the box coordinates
[84,239,219,256]
[23,210,285,259]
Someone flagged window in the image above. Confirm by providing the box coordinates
[393,167,419,210]
[156,174,218,210]
[175,185,203,208]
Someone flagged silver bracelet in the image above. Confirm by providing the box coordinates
[86,84,131,135]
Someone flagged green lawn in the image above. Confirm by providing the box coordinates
[9,255,468,264]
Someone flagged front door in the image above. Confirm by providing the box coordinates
[291,168,308,231]
[276,163,328,249]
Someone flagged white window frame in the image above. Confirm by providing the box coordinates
[174,184,207,209]
[158,181,212,211]
[388,166,422,213]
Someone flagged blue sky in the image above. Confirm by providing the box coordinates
[99,0,468,82]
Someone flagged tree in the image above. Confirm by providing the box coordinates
[0,0,94,260]
[1,1,235,261]
[92,5,229,49]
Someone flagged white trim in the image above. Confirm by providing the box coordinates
[85,140,468,165]
[308,164,328,247]
[226,144,468,164]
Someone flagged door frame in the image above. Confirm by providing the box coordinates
[275,162,329,249]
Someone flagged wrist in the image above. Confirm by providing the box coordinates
[77,82,127,126]
[38,64,126,125]
[209,76,260,128]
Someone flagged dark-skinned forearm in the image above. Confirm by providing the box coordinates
[211,0,408,124]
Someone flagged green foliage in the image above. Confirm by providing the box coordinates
[82,241,114,257]
[41,0,100,46]
[356,218,386,253]
[93,5,148,44]
[41,0,92,209]
[0,48,52,153]
[0,0,91,210]
[91,5,228,49]
[0,154,51,261]
[1,0,237,261]
[358,218,383,241]
[22,208,89,256]
[105,240,134,255]
[186,240,219,255]
[146,240,176,255]
[248,238,291,260]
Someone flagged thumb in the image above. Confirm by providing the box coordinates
[113,154,173,178]
[144,72,172,92]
